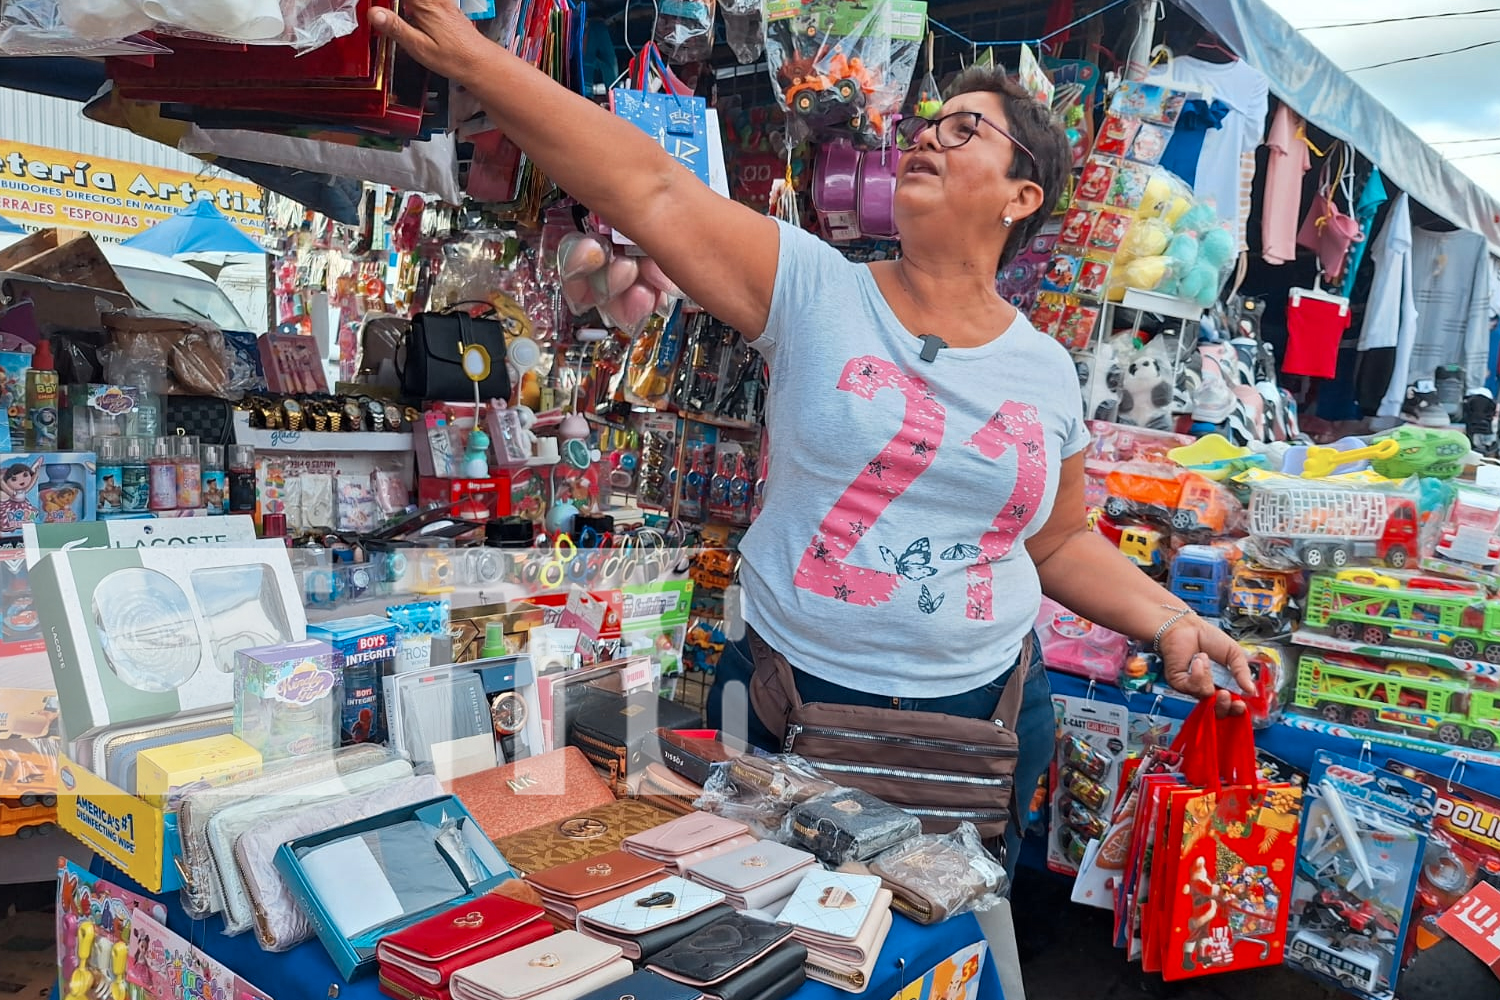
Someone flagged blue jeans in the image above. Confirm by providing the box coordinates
[707,633,1053,883]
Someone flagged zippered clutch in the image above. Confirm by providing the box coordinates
[787,788,922,865]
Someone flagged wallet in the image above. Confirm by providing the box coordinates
[495,800,676,877]
[381,962,451,1000]
[449,931,633,1000]
[571,969,704,1000]
[725,756,834,805]
[801,909,892,994]
[685,840,816,912]
[525,850,665,922]
[776,871,894,993]
[568,688,703,793]
[653,729,753,788]
[867,833,1006,924]
[577,875,732,960]
[624,812,751,867]
[445,747,616,841]
[636,763,702,816]
[378,893,553,986]
[789,788,922,865]
[647,913,807,1000]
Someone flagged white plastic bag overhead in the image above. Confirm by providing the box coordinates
[2,0,358,55]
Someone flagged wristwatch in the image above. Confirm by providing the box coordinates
[327,403,344,433]
[364,399,385,433]
[309,401,328,433]
[282,399,303,432]
[490,691,527,737]
[384,402,402,433]
[344,399,365,432]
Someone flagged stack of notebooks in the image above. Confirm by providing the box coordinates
[774,871,894,993]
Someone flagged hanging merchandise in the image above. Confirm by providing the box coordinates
[655,0,717,63]
[611,43,717,188]
[763,0,927,147]
[2,0,360,55]
[1261,104,1312,267]
[1296,146,1365,286]
[558,233,683,339]
[1282,285,1352,380]
[1047,695,1128,875]
[1342,168,1389,297]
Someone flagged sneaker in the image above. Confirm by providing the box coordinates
[1465,389,1497,455]
[1401,380,1451,427]
[1435,364,1466,421]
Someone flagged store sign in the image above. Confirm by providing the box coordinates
[0,140,265,243]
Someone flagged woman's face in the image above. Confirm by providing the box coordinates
[893,91,1036,243]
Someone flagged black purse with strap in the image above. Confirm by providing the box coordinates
[399,309,511,403]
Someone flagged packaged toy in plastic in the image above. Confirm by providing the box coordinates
[1244,474,1427,571]
[1034,596,1128,682]
[763,0,927,146]
[558,232,682,339]
[1048,695,1127,875]
[655,0,716,63]
[1420,484,1500,587]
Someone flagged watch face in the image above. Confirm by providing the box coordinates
[384,403,401,429]
[283,400,302,415]
[490,691,527,735]
[345,401,364,426]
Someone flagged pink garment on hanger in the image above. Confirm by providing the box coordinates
[1262,104,1310,265]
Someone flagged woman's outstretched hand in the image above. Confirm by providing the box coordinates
[1157,614,1256,718]
[370,0,487,85]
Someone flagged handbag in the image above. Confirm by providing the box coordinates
[400,308,511,403]
[567,688,704,794]
[1296,145,1363,283]
[748,628,1030,840]
[164,395,235,447]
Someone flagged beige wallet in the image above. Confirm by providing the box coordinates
[449,930,633,1000]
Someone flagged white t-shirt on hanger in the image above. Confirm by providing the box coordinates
[1149,56,1269,251]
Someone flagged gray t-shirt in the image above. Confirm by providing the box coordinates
[740,222,1089,698]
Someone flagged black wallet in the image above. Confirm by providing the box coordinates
[574,969,705,1000]
[568,687,703,790]
[647,913,807,1000]
[789,787,924,865]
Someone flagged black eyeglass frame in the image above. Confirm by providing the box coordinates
[894,111,1037,167]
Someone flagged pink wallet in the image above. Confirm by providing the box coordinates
[623,812,756,874]
[449,931,632,1000]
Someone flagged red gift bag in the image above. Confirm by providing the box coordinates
[1156,703,1303,980]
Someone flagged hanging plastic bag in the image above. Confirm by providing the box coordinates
[656,0,716,63]
[721,0,763,64]
[763,0,927,146]
[0,0,162,55]
[3,0,359,55]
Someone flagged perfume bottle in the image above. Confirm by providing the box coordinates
[121,437,149,513]
[38,465,83,523]
[175,435,203,509]
[229,444,257,514]
[148,437,177,511]
[95,437,124,517]
[201,443,227,516]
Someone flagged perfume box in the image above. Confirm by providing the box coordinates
[32,539,306,747]
[234,639,341,762]
[0,451,97,538]
[135,732,262,809]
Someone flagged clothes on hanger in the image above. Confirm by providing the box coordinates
[1357,193,1417,417]
[1149,56,1269,252]
[1283,289,1351,379]
[1158,97,1228,187]
[1339,167,1388,298]
[1409,225,1491,393]
[1261,104,1310,266]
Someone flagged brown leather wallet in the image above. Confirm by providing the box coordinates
[525,850,665,921]
[495,800,676,877]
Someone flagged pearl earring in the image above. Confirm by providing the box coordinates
[1002,216,1014,228]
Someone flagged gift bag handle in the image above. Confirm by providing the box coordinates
[1170,697,1224,792]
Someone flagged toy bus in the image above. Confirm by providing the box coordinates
[1303,572,1500,662]
[1286,930,1382,994]
[1293,652,1500,750]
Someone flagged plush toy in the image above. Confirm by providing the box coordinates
[1116,353,1175,431]
[1073,343,1123,422]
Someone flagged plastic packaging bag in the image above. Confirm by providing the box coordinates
[788,787,922,864]
[763,0,926,145]
[867,822,1007,922]
[655,0,716,63]
[721,0,763,64]
[4,0,358,54]
[558,232,681,339]
[695,753,835,839]
[0,0,164,54]
[1243,472,1425,571]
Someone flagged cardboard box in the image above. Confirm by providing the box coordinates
[307,615,397,745]
[56,755,183,893]
[135,733,261,810]
[22,514,260,567]
[234,639,340,762]
[275,795,514,980]
[0,451,97,538]
[416,473,512,520]
[32,539,306,747]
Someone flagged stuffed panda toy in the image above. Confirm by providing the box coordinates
[1117,355,1174,430]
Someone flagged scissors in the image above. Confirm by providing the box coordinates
[524,534,577,590]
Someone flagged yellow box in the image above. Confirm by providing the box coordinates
[57,757,172,892]
[135,734,262,810]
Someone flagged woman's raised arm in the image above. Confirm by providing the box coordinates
[373,0,781,338]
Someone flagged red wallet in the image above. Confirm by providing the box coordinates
[380,962,451,1000]
[377,893,553,987]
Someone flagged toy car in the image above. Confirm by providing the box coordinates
[1119,526,1166,577]
[1223,563,1297,638]
[1103,469,1228,536]
[783,53,884,138]
[1169,544,1231,617]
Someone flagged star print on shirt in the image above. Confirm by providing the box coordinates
[911,439,933,457]
[811,539,830,561]
[850,520,868,536]
[832,583,853,602]
[866,458,889,479]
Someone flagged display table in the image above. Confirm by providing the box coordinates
[93,859,1004,1000]
[1047,670,1500,797]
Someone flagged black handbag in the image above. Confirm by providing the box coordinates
[163,396,235,447]
[399,310,511,402]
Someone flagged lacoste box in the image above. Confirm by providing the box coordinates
[32,539,306,747]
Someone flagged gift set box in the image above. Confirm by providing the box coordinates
[32,539,305,747]
[0,451,97,537]
[275,795,515,980]
[135,732,262,810]
[234,639,341,762]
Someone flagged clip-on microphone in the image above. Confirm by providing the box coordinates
[918,334,947,363]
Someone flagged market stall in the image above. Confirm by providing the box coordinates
[4,0,1500,997]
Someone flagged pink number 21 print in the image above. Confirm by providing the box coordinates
[793,355,1046,621]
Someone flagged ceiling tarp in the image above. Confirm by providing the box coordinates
[1173,0,1500,252]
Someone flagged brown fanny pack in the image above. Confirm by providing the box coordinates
[747,628,1029,842]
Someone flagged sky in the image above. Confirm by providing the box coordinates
[1261,0,1500,196]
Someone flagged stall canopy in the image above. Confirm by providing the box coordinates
[121,199,269,256]
[1175,0,1500,252]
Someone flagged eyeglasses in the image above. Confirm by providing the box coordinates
[894,111,1036,166]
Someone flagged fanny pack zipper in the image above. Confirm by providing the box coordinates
[805,759,1015,788]
[903,805,1010,821]
[784,723,1018,758]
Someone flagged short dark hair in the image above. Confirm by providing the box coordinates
[945,67,1071,266]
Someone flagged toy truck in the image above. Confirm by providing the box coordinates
[1433,490,1500,570]
[1102,470,1228,535]
[1223,564,1296,637]
[1168,544,1231,617]
[0,793,57,838]
[1294,652,1500,750]
[1247,482,1419,569]
[1304,572,1500,662]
